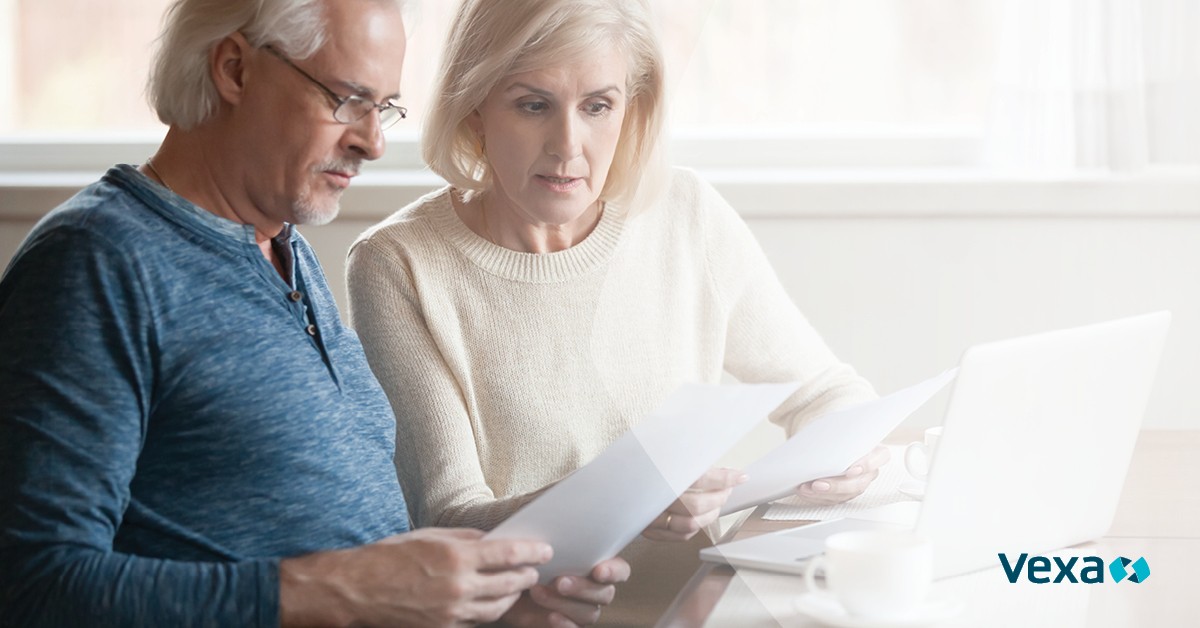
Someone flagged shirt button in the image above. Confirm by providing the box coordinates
[289,291,303,302]
[306,324,317,337]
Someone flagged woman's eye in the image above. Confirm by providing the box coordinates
[586,102,612,115]
[519,101,548,114]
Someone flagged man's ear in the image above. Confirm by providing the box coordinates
[210,32,254,106]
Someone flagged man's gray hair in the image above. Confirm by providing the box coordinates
[147,0,401,130]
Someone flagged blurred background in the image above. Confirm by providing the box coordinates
[2,0,1198,437]
[2,0,1003,134]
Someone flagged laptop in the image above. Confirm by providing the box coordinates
[700,311,1171,579]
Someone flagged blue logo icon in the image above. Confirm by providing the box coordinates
[1109,556,1150,583]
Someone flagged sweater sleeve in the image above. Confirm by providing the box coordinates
[687,171,878,435]
[0,228,277,628]
[346,237,536,530]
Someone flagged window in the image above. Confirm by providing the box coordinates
[1,0,1000,141]
[2,0,168,134]
[659,0,1000,132]
[2,0,1193,194]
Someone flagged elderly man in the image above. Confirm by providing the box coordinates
[0,0,625,626]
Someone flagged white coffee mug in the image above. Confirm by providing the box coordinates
[903,426,943,481]
[803,529,933,619]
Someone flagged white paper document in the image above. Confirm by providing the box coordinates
[721,369,958,515]
[762,445,912,520]
[486,382,801,583]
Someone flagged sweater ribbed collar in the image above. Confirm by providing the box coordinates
[427,187,626,284]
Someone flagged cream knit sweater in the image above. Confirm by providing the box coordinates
[347,167,876,624]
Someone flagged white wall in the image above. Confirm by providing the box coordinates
[751,217,1196,430]
[3,182,1197,434]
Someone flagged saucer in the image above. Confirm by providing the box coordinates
[793,592,963,627]
[897,480,926,500]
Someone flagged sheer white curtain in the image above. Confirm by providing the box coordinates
[1142,0,1200,164]
[985,0,1199,172]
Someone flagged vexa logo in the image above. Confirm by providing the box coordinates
[998,553,1150,584]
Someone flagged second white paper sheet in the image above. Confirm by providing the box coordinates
[722,369,957,514]
[486,381,800,583]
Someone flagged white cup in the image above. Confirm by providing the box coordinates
[903,426,943,481]
[803,529,933,619]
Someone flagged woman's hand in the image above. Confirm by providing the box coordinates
[794,445,890,506]
[499,557,630,627]
[643,467,747,542]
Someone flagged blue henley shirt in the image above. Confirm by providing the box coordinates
[0,165,409,626]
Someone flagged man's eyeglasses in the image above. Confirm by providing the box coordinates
[262,45,407,130]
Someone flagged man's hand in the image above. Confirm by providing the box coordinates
[794,445,891,506]
[643,467,747,542]
[279,527,552,627]
[499,557,631,627]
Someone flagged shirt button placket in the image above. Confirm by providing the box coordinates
[287,291,315,338]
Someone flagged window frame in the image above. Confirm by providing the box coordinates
[3,130,1198,221]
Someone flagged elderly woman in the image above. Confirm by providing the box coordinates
[348,0,886,624]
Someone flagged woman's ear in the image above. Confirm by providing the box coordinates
[210,32,254,106]
[473,104,495,130]
[467,109,485,152]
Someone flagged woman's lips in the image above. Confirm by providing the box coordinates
[535,174,583,192]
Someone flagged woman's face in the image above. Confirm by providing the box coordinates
[470,47,628,227]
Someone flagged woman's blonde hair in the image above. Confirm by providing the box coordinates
[423,0,668,210]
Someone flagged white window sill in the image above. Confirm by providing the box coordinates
[1,134,1196,220]
[4,167,1197,221]
[696,167,1200,218]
